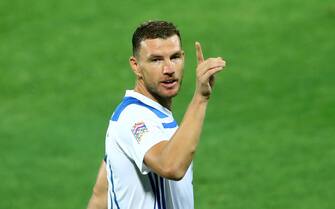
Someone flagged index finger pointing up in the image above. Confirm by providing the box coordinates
[195,41,204,64]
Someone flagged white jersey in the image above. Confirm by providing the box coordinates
[105,90,194,209]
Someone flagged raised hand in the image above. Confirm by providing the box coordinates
[195,42,226,100]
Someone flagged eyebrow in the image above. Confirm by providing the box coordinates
[147,50,183,60]
[147,55,163,60]
[170,51,183,57]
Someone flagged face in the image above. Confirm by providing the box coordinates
[130,35,185,100]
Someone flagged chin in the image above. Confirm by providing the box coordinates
[161,89,179,98]
[147,84,180,100]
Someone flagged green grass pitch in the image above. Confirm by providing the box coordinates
[1,0,335,208]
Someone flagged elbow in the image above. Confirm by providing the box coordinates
[92,183,106,197]
[92,187,101,198]
[160,164,186,181]
[156,155,194,181]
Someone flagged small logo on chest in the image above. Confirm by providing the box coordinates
[131,122,148,143]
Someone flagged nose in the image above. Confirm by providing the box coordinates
[162,59,175,75]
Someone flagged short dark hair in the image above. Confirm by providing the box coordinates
[132,20,182,56]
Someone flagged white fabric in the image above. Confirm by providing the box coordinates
[105,90,194,209]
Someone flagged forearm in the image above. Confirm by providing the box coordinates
[87,194,107,209]
[146,95,208,180]
[166,95,207,166]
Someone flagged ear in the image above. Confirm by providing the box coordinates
[129,56,142,78]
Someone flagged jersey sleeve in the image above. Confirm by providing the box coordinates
[114,104,168,174]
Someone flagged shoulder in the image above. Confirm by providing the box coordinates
[115,104,161,124]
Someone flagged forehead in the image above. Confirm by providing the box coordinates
[138,35,182,57]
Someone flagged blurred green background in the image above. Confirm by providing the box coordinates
[1,0,334,208]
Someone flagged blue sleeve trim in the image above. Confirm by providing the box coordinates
[111,97,168,121]
[162,120,178,129]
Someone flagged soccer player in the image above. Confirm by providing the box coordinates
[87,20,226,209]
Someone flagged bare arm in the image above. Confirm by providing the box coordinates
[87,160,108,209]
[144,42,226,180]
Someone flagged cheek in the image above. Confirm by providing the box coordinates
[175,64,184,76]
[142,68,160,84]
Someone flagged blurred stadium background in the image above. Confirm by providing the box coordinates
[1,0,334,208]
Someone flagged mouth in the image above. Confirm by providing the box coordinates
[160,79,178,88]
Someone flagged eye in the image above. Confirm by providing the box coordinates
[149,57,162,63]
[171,55,181,62]
[171,53,182,60]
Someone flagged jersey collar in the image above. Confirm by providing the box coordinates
[125,90,173,116]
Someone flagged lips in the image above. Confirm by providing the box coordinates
[161,79,178,88]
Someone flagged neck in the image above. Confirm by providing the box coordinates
[134,81,172,110]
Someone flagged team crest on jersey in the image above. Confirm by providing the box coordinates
[131,122,148,143]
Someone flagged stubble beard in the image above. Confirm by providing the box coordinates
[145,79,183,102]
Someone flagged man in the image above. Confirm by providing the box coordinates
[87,20,226,209]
